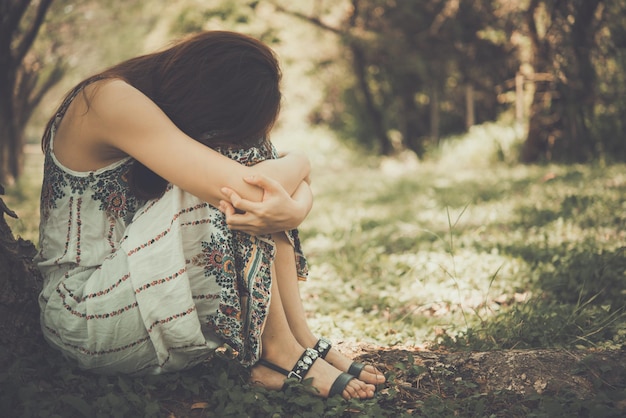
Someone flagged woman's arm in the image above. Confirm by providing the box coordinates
[220,176,313,234]
[84,80,309,208]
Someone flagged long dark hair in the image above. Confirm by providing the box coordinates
[43,31,282,199]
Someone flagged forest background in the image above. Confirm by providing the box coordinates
[1,0,625,417]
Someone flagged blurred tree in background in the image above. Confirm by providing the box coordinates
[519,0,625,163]
[0,0,157,185]
[276,0,625,163]
[289,0,517,157]
[592,0,626,162]
[1,0,625,184]
[0,0,56,184]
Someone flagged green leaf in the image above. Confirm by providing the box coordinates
[59,394,93,417]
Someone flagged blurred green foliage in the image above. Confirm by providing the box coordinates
[292,0,626,162]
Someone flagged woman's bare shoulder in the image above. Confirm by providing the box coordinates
[85,79,179,146]
[49,79,134,170]
[50,78,171,171]
[85,78,153,117]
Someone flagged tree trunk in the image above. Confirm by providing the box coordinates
[465,83,475,130]
[515,72,525,125]
[0,31,18,183]
[350,43,394,155]
[521,0,558,163]
[521,0,603,163]
[0,0,57,184]
[430,88,440,144]
[0,185,44,369]
[401,86,424,157]
[552,0,602,162]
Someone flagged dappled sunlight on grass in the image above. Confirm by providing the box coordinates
[292,122,626,351]
[4,118,625,354]
[433,120,525,169]
[3,118,625,416]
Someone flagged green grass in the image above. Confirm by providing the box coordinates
[3,120,626,416]
[292,121,626,353]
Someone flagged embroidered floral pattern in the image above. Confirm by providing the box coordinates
[40,154,68,221]
[57,283,139,320]
[202,239,237,283]
[44,325,152,356]
[67,174,92,194]
[91,166,142,222]
[39,151,141,226]
[147,307,197,332]
[134,268,187,294]
[193,142,308,364]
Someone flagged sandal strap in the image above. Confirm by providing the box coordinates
[313,339,369,379]
[256,358,291,377]
[329,372,354,398]
[256,348,319,382]
[347,361,366,378]
[313,337,332,359]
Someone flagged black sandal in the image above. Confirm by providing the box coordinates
[256,347,356,398]
[313,338,367,378]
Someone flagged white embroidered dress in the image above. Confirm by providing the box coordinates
[36,87,307,375]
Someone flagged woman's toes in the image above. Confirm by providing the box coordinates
[342,381,358,399]
[342,378,375,400]
[325,348,386,385]
[362,364,386,384]
[342,378,366,399]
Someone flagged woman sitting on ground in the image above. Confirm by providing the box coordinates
[36,30,385,400]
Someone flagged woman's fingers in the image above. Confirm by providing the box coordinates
[221,174,286,215]
[219,173,305,235]
[218,200,236,216]
[224,213,261,234]
[220,187,264,234]
[221,186,260,213]
[242,173,285,196]
[220,187,242,207]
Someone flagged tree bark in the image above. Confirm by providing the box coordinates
[521,0,558,163]
[552,0,602,161]
[401,85,425,157]
[350,43,394,155]
[0,185,43,368]
[465,83,475,130]
[0,0,56,184]
[430,88,440,145]
[521,0,603,163]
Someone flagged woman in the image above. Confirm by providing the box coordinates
[36,31,384,400]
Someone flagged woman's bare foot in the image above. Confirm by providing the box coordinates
[309,339,386,386]
[323,348,386,385]
[250,348,376,400]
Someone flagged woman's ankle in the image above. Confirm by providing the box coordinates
[251,351,376,400]
[259,340,302,366]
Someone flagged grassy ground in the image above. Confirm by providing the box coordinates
[4,3,623,415]
[2,120,625,416]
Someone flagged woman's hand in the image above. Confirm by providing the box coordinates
[219,174,313,235]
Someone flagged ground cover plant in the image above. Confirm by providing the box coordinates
[1,122,625,416]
